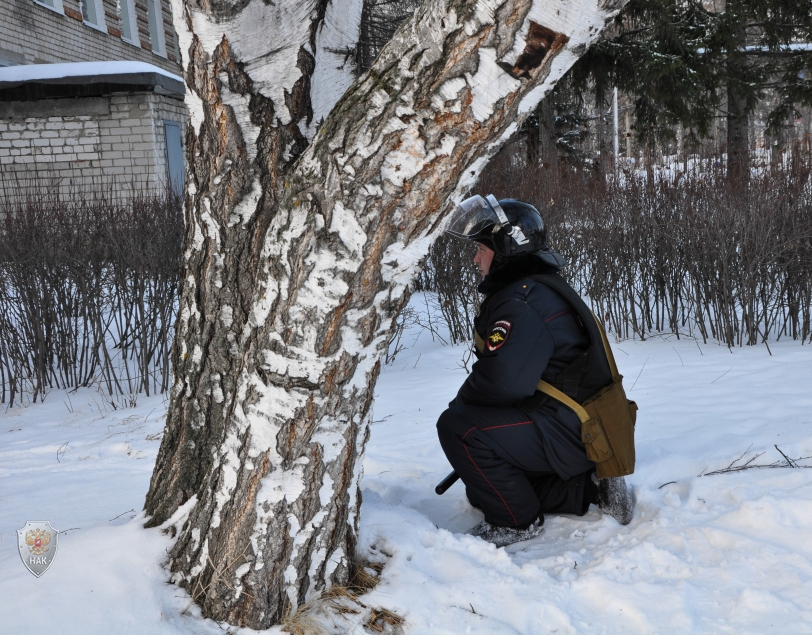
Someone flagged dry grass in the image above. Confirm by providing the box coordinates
[280,601,327,635]
[350,560,385,593]
[365,608,405,633]
[322,585,364,616]
[279,559,404,635]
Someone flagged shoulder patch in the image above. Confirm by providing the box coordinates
[486,320,512,351]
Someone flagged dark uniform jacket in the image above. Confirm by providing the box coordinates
[453,255,593,479]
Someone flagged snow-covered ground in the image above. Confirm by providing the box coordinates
[2,293,811,634]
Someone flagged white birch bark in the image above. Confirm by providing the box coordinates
[145,0,629,627]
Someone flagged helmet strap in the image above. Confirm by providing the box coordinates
[486,195,510,226]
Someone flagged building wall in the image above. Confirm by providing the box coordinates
[551,89,812,170]
[0,0,181,73]
[0,92,186,190]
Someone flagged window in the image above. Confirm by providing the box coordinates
[146,0,167,57]
[119,0,140,44]
[32,0,65,14]
[81,0,107,30]
[163,121,184,195]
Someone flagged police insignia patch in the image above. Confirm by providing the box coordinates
[486,320,512,351]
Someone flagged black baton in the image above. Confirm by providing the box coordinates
[435,470,459,495]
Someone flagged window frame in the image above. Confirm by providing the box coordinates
[118,0,141,46]
[145,0,167,58]
[80,0,108,32]
[163,120,184,195]
[31,0,65,15]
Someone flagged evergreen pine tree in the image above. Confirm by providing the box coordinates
[564,0,812,172]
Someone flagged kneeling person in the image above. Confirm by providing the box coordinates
[436,195,633,547]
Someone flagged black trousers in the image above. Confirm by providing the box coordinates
[437,403,593,528]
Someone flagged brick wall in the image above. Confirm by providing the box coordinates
[0,0,182,73]
[0,92,186,191]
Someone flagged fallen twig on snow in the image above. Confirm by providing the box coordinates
[710,366,733,384]
[700,445,812,476]
[109,509,135,521]
[630,358,648,391]
[774,444,798,468]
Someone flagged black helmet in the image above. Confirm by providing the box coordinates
[445,194,565,268]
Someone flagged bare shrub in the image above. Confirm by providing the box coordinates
[357,0,422,73]
[424,146,812,348]
[415,234,480,344]
[0,173,181,405]
[384,305,417,364]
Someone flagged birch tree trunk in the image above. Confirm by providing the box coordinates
[144,0,628,627]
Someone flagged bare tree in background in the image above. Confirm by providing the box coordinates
[144,0,629,628]
[357,0,423,73]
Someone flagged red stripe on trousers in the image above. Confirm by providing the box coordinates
[463,443,519,527]
[481,420,533,432]
[544,310,568,323]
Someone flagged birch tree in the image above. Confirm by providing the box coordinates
[144,0,628,627]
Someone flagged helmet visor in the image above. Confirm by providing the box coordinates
[445,195,503,240]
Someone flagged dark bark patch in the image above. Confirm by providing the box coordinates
[498,22,569,80]
[285,47,316,128]
[358,307,380,347]
[318,292,353,357]
[357,218,394,304]
[361,360,381,419]
[308,0,331,50]
[277,395,317,465]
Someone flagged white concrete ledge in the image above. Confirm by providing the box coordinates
[0,61,184,97]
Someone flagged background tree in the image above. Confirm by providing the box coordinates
[357,0,424,73]
[144,0,630,628]
[563,0,812,172]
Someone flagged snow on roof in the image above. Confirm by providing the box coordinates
[0,61,184,96]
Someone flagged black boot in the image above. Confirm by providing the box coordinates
[467,515,545,547]
[590,471,634,525]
